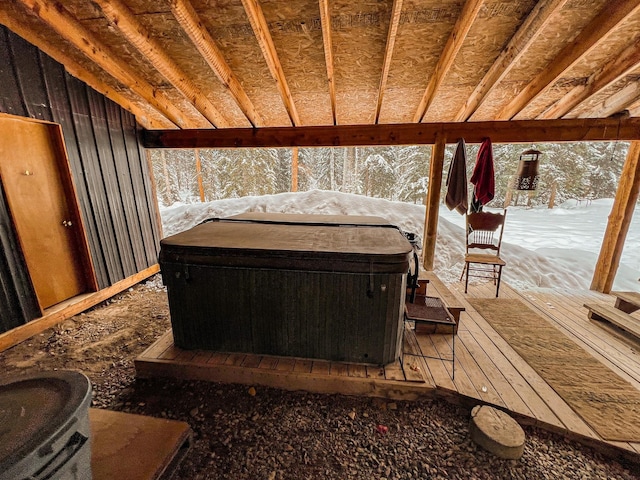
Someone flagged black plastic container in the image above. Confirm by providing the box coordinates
[0,371,92,480]
[160,213,412,365]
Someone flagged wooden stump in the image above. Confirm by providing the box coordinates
[469,405,525,459]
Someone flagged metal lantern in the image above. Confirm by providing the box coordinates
[514,148,542,191]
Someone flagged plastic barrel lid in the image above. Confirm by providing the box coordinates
[0,371,91,477]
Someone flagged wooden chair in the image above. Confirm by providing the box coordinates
[460,210,507,297]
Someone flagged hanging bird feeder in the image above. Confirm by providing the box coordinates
[514,148,542,191]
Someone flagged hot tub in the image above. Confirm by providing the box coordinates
[159,213,412,365]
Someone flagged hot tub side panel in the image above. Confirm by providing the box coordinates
[162,263,406,365]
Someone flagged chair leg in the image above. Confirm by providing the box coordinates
[459,262,466,282]
[495,265,503,297]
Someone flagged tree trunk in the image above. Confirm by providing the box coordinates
[161,150,172,205]
[291,147,299,192]
[330,149,335,190]
[195,149,205,202]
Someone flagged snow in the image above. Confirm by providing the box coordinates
[159,190,640,292]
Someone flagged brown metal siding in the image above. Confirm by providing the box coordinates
[0,26,161,333]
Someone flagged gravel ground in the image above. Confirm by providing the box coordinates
[1,276,639,479]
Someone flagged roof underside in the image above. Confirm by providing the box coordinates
[1,0,639,132]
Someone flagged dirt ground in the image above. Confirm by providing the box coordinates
[0,275,171,406]
[1,275,638,479]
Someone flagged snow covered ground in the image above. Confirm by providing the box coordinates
[159,190,640,292]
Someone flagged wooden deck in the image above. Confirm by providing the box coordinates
[136,327,433,401]
[136,281,640,463]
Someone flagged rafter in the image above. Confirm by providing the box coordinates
[629,95,640,117]
[94,0,229,128]
[497,0,640,120]
[142,117,640,149]
[16,0,201,129]
[540,36,640,119]
[241,0,301,126]
[318,0,337,126]
[0,9,173,129]
[454,0,568,122]
[578,80,640,118]
[374,0,403,124]
[412,0,484,123]
[170,0,263,127]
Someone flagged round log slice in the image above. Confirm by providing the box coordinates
[469,405,525,459]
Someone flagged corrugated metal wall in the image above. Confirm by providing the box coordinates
[0,26,162,332]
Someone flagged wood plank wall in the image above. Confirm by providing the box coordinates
[0,26,161,332]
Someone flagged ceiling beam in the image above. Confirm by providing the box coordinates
[539,36,640,119]
[241,0,301,126]
[94,0,229,128]
[170,0,263,127]
[142,117,640,149]
[374,0,403,124]
[412,0,484,123]
[497,0,640,120]
[318,0,337,126]
[0,10,173,129]
[453,0,568,122]
[16,0,201,129]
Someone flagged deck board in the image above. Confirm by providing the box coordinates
[452,281,600,438]
[275,357,296,372]
[348,364,367,378]
[456,329,532,417]
[136,280,640,463]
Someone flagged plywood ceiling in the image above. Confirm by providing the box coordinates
[1,0,639,130]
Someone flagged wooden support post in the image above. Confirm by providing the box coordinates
[591,141,640,293]
[422,134,446,271]
[195,149,205,202]
[291,147,299,192]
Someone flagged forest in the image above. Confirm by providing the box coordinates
[149,141,629,209]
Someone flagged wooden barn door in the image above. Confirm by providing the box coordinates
[0,115,95,310]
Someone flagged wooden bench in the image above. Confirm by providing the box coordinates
[611,291,640,314]
[406,272,465,334]
[584,302,640,340]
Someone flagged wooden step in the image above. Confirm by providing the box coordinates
[584,302,640,340]
[611,291,640,314]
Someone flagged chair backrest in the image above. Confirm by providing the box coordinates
[465,210,507,254]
